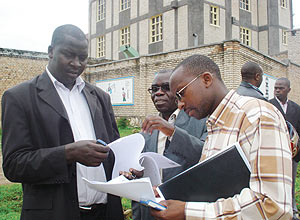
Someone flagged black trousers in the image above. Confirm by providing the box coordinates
[80,204,107,220]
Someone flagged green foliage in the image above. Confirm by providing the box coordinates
[117,117,130,129]
[0,128,138,220]
[0,185,133,220]
[0,184,22,220]
[122,198,132,220]
[296,164,300,211]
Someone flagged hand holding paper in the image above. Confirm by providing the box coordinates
[108,133,180,185]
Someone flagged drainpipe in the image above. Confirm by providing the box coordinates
[193,33,198,46]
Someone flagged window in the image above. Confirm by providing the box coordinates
[120,0,130,11]
[210,5,219,26]
[97,0,106,21]
[240,0,250,11]
[97,36,105,58]
[150,15,163,43]
[240,27,251,46]
[282,30,288,45]
[120,26,130,47]
[281,0,287,8]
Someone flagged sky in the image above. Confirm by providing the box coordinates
[0,0,299,53]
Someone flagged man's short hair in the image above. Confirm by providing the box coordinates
[241,61,262,80]
[173,55,222,80]
[155,69,173,76]
[277,77,290,88]
[51,24,87,47]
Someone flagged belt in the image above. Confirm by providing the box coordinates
[79,203,107,213]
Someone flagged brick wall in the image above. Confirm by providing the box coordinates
[84,40,300,126]
[1,40,300,128]
[288,29,300,65]
[0,48,48,124]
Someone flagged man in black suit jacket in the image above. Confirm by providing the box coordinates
[1,25,123,220]
[270,77,300,220]
[128,69,207,220]
[236,61,267,101]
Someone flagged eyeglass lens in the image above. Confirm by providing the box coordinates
[150,84,170,93]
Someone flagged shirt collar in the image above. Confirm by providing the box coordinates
[46,65,85,92]
[242,81,264,96]
[275,95,288,105]
[159,108,180,124]
[207,90,237,127]
[168,109,180,124]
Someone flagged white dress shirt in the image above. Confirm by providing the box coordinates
[46,66,107,207]
[275,96,288,114]
[157,109,180,155]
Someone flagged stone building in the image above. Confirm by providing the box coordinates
[288,28,300,65]
[85,40,300,125]
[88,0,293,60]
[1,39,300,126]
[0,48,48,112]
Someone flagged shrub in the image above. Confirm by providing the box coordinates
[117,117,129,129]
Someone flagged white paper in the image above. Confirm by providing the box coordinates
[83,176,156,202]
[140,152,180,186]
[109,133,145,178]
[109,133,181,181]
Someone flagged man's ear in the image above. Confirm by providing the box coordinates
[201,72,213,88]
[255,73,261,81]
[48,46,54,59]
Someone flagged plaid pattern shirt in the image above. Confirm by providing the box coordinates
[185,90,293,220]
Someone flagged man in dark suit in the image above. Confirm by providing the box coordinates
[1,24,123,220]
[236,61,267,101]
[270,77,300,220]
[130,69,207,220]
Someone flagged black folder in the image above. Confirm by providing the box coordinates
[158,143,250,202]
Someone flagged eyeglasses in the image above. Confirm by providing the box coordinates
[176,74,202,101]
[148,83,170,94]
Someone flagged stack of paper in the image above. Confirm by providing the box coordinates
[83,175,159,202]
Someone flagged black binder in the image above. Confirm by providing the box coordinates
[158,143,250,202]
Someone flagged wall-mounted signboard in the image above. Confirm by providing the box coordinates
[259,74,277,100]
[96,76,134,106]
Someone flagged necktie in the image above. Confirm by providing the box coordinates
[163,138,170,155]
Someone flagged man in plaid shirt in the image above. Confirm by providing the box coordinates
[151,55,293,220]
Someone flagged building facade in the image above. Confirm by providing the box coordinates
[88,0,293,60]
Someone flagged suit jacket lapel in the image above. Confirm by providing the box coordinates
[286,101,295,118]
[174,110,189,127]
[82,85,113,179]
[272,98,285,117]
[36,71,69,121]
[149,130,159,153]
[82,85,98,121]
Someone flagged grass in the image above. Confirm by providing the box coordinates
[0,126,138,220]
[2,125,300,219]
[0,184,22,220]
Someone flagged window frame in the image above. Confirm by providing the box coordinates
[97,0,106,21]
[120,0,131,11]
[282,30,288,45]
[210,5,220,26]
[149,14,163,44]
[281,0,287,8]
[240,27,251,46]
[239,0,250,11]
[97,35,105,58]
[120,26,131,47]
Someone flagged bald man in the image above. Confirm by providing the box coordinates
[236,61,267,101]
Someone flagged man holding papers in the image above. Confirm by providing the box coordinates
[1,24,123,220]
[151,55,293,220]
[131,69,207,220]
